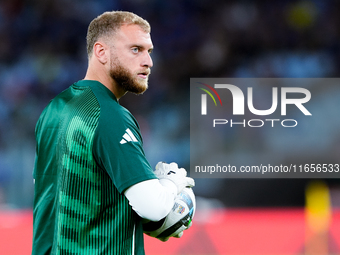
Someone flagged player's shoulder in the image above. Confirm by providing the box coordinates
[36,87,73,129]
[79,80,124,110]
[81,81,138,127]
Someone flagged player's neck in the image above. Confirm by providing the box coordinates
[84,66,127,100]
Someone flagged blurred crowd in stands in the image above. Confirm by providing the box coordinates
[0,0,339,208]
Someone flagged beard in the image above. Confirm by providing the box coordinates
[110,57,149,95]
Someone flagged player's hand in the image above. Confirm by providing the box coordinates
[172,220,193,239]
[157,236,170,242]
[154,162,195,193]
[158,223,191,241]
[157,230,184,242]
[173,231,183,238]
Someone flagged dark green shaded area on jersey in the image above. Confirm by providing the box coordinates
[33,80,156,255]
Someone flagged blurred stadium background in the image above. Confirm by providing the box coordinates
[0,0,340,254]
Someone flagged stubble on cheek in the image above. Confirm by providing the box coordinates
[109,57,148,95]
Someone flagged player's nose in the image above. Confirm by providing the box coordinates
[141,51,153,68]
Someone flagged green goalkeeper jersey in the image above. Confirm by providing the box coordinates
[32,80,156,255]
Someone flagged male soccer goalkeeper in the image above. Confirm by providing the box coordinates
[32,10,194,255]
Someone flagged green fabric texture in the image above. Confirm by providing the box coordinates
[33,80,156,255]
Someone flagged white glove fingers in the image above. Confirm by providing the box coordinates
[169,162,178,169]
[185,177,195,188]
[176,168,187,177]
[155,161,164,170]
[173,231,183,238]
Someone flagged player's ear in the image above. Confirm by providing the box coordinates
[93,41,108,64]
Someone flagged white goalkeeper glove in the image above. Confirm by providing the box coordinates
[154,162,195,194]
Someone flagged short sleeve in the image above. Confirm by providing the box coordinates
[93,105,156,193]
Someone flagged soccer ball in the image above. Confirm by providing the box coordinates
[143,187,196,240]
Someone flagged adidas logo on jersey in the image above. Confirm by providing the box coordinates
[120,128,138,144]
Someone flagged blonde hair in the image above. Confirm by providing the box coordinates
[86,11,151,57]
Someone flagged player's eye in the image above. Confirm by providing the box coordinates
[131,47,139,53]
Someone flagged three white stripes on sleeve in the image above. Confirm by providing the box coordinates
[120,128,138,144]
